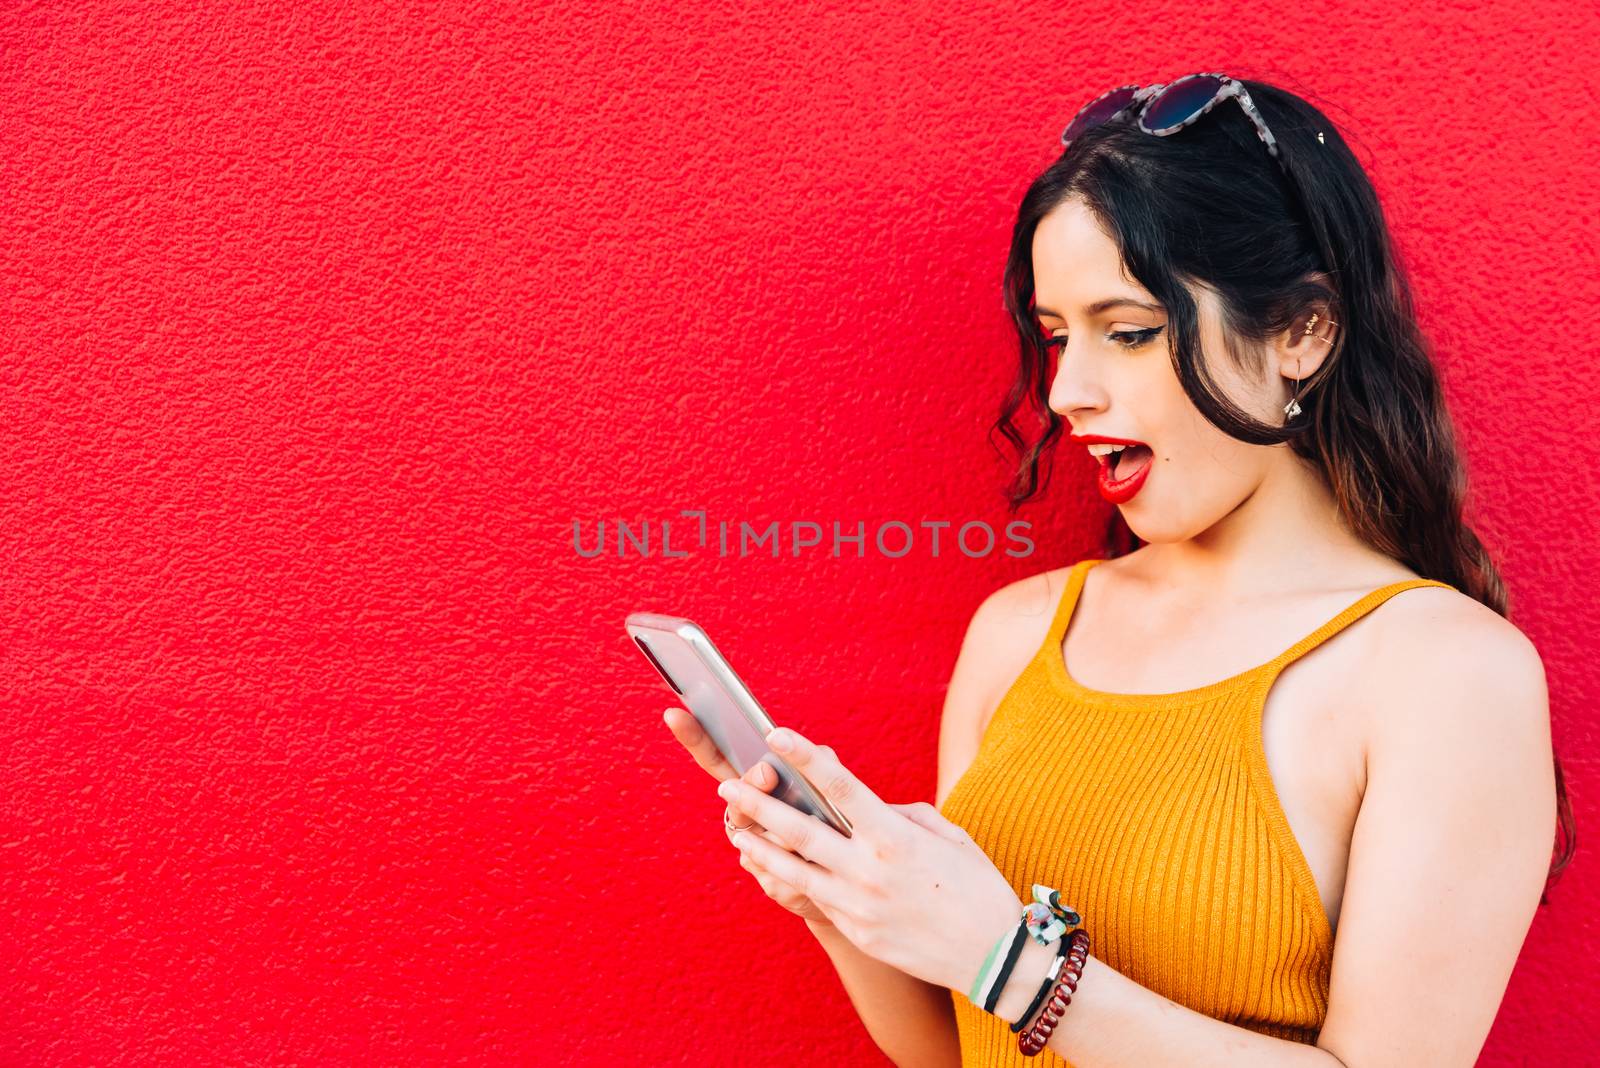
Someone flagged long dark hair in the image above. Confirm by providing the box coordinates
[990,77,1574,900]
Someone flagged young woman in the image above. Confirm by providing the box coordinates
[664,74,1574,1066]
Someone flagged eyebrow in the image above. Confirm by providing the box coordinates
[1034,298,1163,318]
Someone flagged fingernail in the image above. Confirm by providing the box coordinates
[768,729,793,752]
[717,781,737,801]
[732,831,751,848]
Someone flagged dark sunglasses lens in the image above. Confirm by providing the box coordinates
[1062,88,1138,143]
[1142,75,1224,131]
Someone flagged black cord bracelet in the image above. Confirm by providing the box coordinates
[1010,933,1072,1033]
[981,924,1031,1014]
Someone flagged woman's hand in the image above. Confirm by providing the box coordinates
[661,706,834,927]
[715,726,1025,994]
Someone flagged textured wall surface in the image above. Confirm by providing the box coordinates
[2,2,1595,1064]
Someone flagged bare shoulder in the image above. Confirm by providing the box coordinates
[934,564,1075,808]
[970,565,1075,650]
[1359,583,1550,764]
[1319,584,1555,1065]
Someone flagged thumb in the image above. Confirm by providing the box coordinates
[894,801,972,844]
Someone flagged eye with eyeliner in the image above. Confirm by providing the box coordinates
[1042,325,1165,352]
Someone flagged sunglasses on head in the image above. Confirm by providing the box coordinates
[1060,72,1288,178]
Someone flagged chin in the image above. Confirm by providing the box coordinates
[1124,523,1182,545]
[1117,507,1177,545]
[1116,494,1231,545]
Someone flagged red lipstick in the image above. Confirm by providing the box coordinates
[1068,433,1154,505]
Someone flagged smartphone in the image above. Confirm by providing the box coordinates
[627,612,853,838]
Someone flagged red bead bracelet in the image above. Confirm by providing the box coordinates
[1019,927,1091,1057]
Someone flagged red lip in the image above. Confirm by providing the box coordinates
[1067,432,1153,505]
[1067,433,1148,447]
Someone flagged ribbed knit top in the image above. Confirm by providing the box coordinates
[937,557,1456,1066]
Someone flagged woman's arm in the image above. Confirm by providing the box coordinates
[805,916,961,1068]
[801,580,1041,1066]
[985,601,1554,1067]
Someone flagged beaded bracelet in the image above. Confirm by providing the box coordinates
[1010,933,1071,1033]
[1019,928,1091,1057]
[969,884,1083,1017]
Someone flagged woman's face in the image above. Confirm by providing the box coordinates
[1032,197,1298,544]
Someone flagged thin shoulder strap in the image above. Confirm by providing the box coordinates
[1044,558,1105,644]
[1263,576,1457,673]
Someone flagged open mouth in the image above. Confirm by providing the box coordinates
[1101,443,1153,482]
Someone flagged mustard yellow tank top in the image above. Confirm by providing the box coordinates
[937,557,1457,1066]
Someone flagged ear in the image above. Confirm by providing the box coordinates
[1271,289,1339,391]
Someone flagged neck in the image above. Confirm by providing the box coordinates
[1139,450,1394,599]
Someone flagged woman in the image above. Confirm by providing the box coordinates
[664,74,1574,1066]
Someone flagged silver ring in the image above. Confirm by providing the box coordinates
[724,807,754,836]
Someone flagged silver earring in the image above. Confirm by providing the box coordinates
[1284,354,1304,420]
[1284,314,1335,421]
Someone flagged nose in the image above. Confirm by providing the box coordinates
[1046,340,1109,423]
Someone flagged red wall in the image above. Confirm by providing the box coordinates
[2,3,1594,1064]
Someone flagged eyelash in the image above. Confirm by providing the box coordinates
[1042,326,1165,353]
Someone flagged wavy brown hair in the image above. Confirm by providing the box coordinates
[990,76,1574,901]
